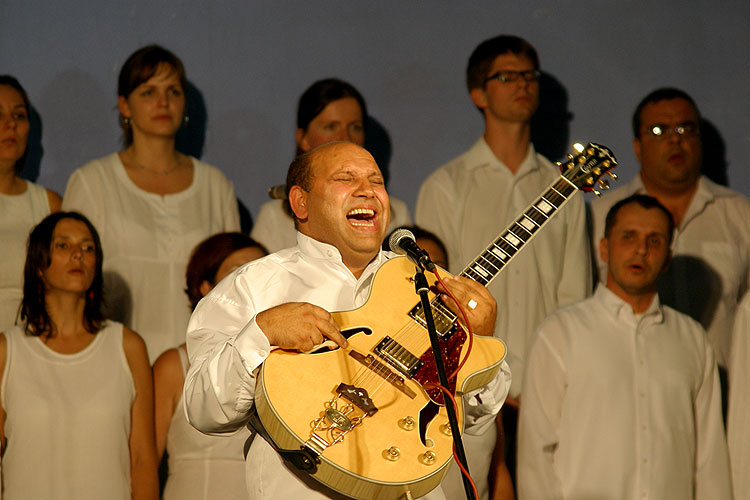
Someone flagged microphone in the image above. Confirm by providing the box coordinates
[389,229,436,271]
[267,184,286,200]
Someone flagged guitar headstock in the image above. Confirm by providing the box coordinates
[558,142,618,195]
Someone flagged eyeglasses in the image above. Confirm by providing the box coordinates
[646,122,699,139]
[484,70,541,84]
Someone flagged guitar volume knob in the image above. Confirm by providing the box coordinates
[383,446,400,461]
[398,416,416,431]
[420,451,437,465]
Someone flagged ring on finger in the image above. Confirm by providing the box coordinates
[467,299,478,310]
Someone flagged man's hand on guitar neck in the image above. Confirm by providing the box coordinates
[435,275,498,337]
[256,302,348,352]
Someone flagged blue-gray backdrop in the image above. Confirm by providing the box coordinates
[2,1,749,221]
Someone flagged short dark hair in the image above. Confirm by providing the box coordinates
[185,232,268,310]
[604,194,675,245]
[284,146,317,220]
[0,75,30,174]
[383,225,450,269]
[21,212,105,336]
[297,78,367,131]
[466,35,539,91]
[117,44,187,145]
[632,87,700,138]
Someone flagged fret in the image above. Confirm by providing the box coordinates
[464,267,482,283]
[477,254,500,273]
[543,188,565,208]
[503,232,522,248]
[557,176,578,194]
[510,221,532,240]
[527,205,549,224]
[480,250,505,271]
[495,238,517,257]
[535,198,556,215]
[489,245,509,262]
[519,214,539,232]
[471,263,491,280]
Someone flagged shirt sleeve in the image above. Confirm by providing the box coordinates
[694,338,734,500]
[461,359,511,435]
[183,277,270,433]
[517,320,566,500]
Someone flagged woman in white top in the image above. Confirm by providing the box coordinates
[154,232,268,499]
[0,75,62,331]
[0,211,158,500]
[62,46,240,361]
[251,78,411,252]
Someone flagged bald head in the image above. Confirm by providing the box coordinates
[286,141,391,277]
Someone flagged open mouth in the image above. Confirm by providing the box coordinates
[628,263,646,273]
[346,208,376,227]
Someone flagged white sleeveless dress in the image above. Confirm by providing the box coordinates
[0,181,51,332]
[163,345,249,500]
[1,322,134,500]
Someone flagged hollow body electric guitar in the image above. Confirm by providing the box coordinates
[254,143,617,500]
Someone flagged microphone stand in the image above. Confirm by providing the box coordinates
[412,267,476,500]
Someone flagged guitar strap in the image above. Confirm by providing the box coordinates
[245,405,320,474]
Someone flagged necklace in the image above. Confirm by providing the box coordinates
[129,149,183,175]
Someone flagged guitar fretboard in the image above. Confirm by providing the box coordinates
[460,176,577,287]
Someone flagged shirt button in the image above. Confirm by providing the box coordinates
[258,350,267,358]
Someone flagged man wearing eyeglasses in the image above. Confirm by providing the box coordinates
[415,35,591,500]
[589,87,750,376]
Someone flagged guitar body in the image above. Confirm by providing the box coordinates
[256,256,507,500]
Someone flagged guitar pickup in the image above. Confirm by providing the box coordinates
[348,350,416,399]
[373,337,424,378]
[409,302,457,339]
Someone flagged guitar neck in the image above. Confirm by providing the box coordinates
[459,175,578,287]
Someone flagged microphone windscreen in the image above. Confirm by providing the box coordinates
[389,228,415,254]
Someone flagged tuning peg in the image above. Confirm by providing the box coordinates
[593,189,601,197]
[599,179,611,190]
[608,171,618,180]
[567,154,574,161]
